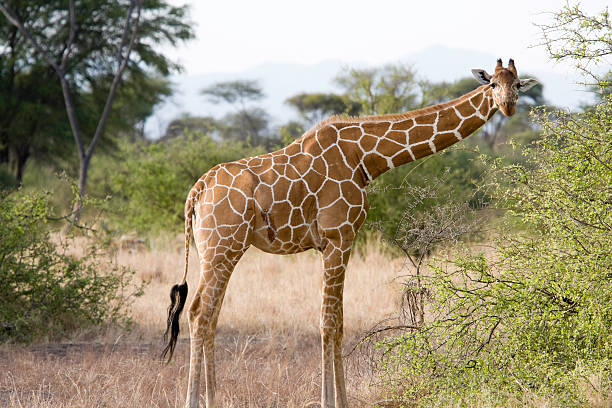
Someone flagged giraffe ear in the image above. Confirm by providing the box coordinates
[518,78,538,92]
[471,69,492,85]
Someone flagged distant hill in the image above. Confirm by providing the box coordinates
[145,45,592,139]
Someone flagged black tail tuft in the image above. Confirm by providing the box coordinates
[161,282,188,363]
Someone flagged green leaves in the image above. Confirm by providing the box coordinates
[0,191,143,342]
[106,133,264,235]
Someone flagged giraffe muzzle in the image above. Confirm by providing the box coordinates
[499,102,516,117]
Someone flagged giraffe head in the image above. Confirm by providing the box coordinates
[471,59,538,116]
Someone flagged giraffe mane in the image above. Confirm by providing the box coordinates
[308,85,488,134]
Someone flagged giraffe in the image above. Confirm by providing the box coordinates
[162,59,537,408]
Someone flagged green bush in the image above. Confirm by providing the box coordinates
[376,97,612,406]
[0,192,143,342]
[366,142,490,234]
[104,132,264,235]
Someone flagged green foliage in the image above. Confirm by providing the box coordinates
[536,2,611,85]
[0,191,143,342]
[0,0,194,182]
[285,92,361,126]
[106,132,264,235]
[377,97,612,407]
[335,63,423,115]
[366,143,488,235]
[200,79,276,146]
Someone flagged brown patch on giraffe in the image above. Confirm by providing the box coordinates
[288,180,306,206]
[272,177,291,201]
[303,169,324,193]
[391,150,414,167]
[254,183,273,207]
[348,205,361,222]
[411,142,434,159]
[285,164,301,180]
[415,112,436,125]
[274,202,291,227]
[317,126,337,150]
[362,122,390,136]
[386,130,407,145]
[338,126,362,141]
[284,143,301,156]
[391,119,414,130]
[408,126,433,144]
[471,92,483,107]
[289,152,311,169]
[213,197,232,219]
[273,155,288,164]
[318,180,341,208]
[339,224,355,242]
[333,122,352,130]
[438,108,461,130]
[458,116,485,137]
[433,132,460,151]
[363,152,390,179]
[337,140,359,159]
[340,181,361,204]
[355,209,366,229]
[293,225,309,242]
[276,225,291,243]
[329,200,350,223]
[212,185,229,204]
[479,101,489,117]
[377,138,404,157]
[487,107,498,119]
[456,100,476,117]
[301,135,323,156]
[248,159,272,175]
[290,207,305,225]
[228,189,246,214]
[223,163,246,177]
[324,146,353,181]
[217,224,235,239]
[352,166,368,186]
[359,134,377,152]
[301,193,316,216]
[312,156,327,175]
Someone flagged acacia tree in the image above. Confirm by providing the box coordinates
[335,63,423,115]
[0,0,193,219]
[201,79,270,146]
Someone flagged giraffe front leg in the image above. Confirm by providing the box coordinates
[320,243,351,408]
[333,305,348,408]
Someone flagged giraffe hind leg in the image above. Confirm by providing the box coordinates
[185,209,252,407]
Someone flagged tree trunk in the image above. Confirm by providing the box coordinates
[15,146,29,185]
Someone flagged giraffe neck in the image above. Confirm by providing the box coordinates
[323,85,496,181]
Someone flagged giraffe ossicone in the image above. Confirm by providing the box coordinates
[162,59,537,408]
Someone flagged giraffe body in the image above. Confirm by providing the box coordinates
[162,60,537,408]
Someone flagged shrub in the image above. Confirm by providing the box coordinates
[376,97,612,407]
[106,132,264,235]
[0,192,143,342]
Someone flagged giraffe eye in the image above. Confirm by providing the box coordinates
[490,82,497,89]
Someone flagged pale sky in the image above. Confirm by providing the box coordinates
[164,0,610,76]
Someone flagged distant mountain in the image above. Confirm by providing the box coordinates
[144,45,591,139]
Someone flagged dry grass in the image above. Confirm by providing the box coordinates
[1,237,402,407]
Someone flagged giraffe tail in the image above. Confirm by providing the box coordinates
[161,187,197,363]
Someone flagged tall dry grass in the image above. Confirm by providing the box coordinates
[1,236,403,407]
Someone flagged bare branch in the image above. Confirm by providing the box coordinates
[86,0,142,160]
[60,0,77,71]
[0,1,61,74]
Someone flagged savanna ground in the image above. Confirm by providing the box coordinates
[1,237,406,407]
